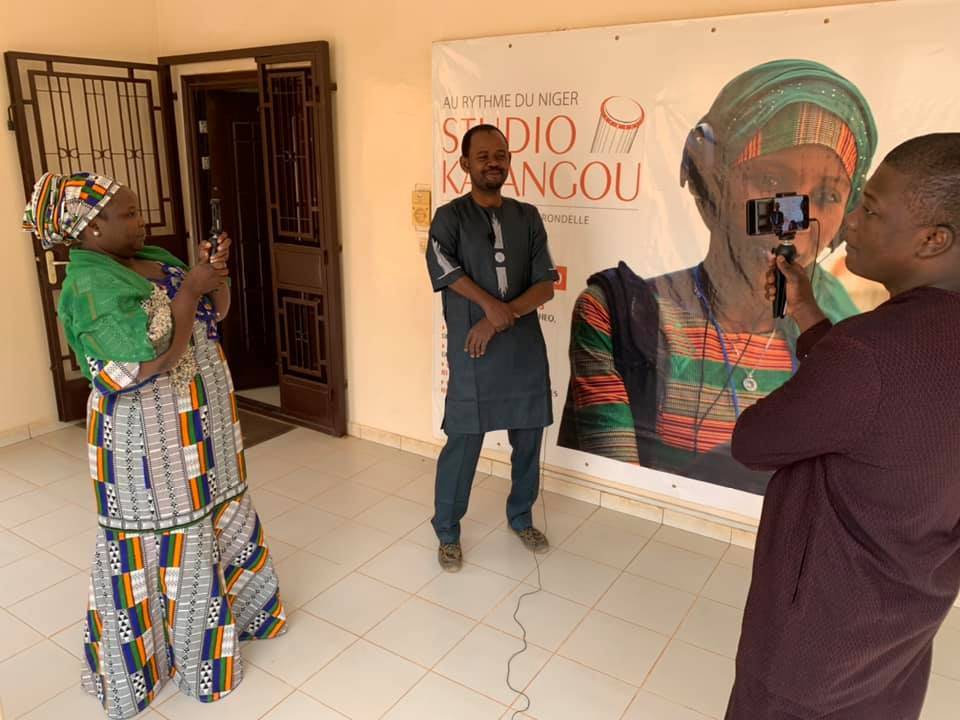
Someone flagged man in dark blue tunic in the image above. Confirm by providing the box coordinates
[426,124,559,571]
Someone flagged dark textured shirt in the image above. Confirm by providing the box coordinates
[727,286,960,719]
[426,195,558,434]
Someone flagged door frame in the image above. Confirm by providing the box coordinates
[161,42,346,436]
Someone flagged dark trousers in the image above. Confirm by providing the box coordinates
[432,428,543,544]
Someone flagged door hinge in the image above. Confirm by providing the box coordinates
[323,250,329,265]
[7,105,15,132]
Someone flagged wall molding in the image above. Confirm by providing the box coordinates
[0,419,76,448]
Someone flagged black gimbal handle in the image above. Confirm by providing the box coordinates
[773,241,797,319]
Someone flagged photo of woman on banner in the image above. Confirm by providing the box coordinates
[557,59,878,493]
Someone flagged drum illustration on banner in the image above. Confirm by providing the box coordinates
[591,96,645,154]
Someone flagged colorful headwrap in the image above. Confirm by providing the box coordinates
[699,59,878,210]
[22,172,121,249]
[20,171,190,379]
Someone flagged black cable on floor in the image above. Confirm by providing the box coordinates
[505,426,550,719]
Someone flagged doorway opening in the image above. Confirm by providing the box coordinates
[183,72,279,408]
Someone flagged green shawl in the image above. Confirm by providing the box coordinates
[58,246,188,380]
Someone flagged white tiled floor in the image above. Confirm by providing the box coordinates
[1,426,959,719]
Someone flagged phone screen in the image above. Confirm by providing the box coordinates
[746,194,809,235]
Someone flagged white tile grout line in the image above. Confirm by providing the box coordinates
[0,640,85,719]
[4,571,89,638]
[0,535,48,571]
[0,609,46,663]
[11,679,77,720]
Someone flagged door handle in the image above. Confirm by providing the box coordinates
[41,250,69,285]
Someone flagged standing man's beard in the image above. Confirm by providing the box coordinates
[474,168,506,191]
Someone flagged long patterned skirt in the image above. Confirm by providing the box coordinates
[82,493,286,719]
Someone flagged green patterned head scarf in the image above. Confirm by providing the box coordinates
[22,172,121,248]
[699,59,878,211]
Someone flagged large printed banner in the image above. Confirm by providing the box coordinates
[432,0,960,517]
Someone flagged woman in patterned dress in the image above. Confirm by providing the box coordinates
[22,172,287,719]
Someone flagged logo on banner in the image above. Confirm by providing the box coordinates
[591,96,645,154]
[439,91,646,209]
[554,266,568,291]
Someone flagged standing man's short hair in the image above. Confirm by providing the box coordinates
[461,124,508,157]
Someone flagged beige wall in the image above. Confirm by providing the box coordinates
[0,0,158,438]
[2,0,882,443]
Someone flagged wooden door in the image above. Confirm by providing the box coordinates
[256,44,346,435]
[5,52,187,421]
